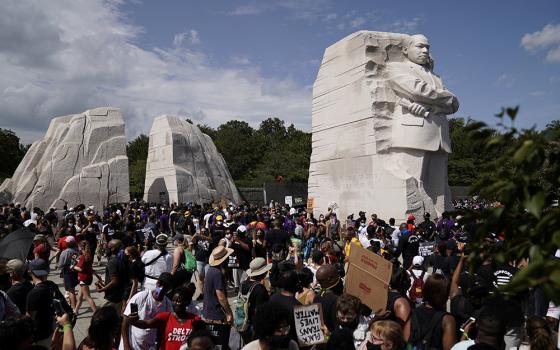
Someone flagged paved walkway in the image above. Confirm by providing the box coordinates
[48,247,236,345]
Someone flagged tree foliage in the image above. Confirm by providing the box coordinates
[458,108,560,303]
[126,134,149,198]
[0,129,29,181]
[199,117,311,187]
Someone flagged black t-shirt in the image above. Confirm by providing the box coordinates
[240,280,269,324]
[26,281,55,341]
[313,291,339,332]
[104,256,128,303]
[265,229,291,250]
[270,293,301,341]
[7,280,33,314]
[193,235,211,262]
[210,226,226,249]
[232,238,252,270]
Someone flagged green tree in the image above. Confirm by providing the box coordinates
[0,128,28,180]
[127,134,149,198]
[461,108,560,303]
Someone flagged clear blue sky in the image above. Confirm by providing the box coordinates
[1,0,559,143]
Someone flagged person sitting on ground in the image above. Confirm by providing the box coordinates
[242,301,299,350]
[120,273,173,350]
[357,319,405,350]
[129,283,201,350]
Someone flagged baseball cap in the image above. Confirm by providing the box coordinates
[156,234,168,246]
[29,258,50,277]
[215,215,223,221]
[65,236,76,243]
[412,256,424,267]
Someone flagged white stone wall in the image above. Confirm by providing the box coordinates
[0,107,129,210]
[143,115,241,205]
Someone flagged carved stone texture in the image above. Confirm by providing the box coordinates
[0,107,130,210]
[308,31,456,221]
[143,115,241,205]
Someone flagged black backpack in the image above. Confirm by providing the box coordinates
[409,308,446,350]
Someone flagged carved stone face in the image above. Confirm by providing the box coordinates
[404,35,430,66]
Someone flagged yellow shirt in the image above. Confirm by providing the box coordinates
[344,237,362,258]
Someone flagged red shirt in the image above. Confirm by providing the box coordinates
[154,312,200,350]
[58,238,67,251]
[75,255,94,282]
[33,243,50,260]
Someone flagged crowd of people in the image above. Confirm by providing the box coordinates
[0,200,557,350]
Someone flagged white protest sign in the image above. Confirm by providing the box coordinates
[285,196,293,206]
[293,303,325,346]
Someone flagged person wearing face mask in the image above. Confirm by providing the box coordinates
[357,320,405,350]
[120,273,174,350]
[242,301,299,350]
[336,293,374,348]
[129,283,201,350]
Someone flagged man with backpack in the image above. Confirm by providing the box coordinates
[407,256,430,307]
[436,212,454,242]
[142,234,173,291]
[236,257,271,343]
[27,258,72,347]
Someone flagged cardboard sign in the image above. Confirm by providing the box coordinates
[293,303,325,346]
[285,196,293,206]
[205,323,231,350]
[307,197,314,211]
[345,244,392,312]
[419,241,436,257]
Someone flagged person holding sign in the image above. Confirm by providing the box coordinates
[242,301,299,350]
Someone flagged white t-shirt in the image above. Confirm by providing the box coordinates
[141,249,173,291]
[451,340,475,350]
[119,290,172,350]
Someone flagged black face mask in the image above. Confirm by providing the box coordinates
[267,335,291,349]
[338,317,359,331]
[367,342,382,350]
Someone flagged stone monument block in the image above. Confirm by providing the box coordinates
[0,107,130,210]
[143,115,241,205]
[308,31,458,221]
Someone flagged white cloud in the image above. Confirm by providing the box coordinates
[231,55,252,65]
[521,24,560,64]
[0,0,311,143]
[173,29,200,47]
[227,4,266,16]
[545,46,560,63]
[495,73,515,88]
[389,17,423,33]
[521,24,560,51]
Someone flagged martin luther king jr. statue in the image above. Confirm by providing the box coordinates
[383,34,459,216]
[308,31,459,221]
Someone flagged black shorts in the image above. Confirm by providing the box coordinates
[63,271,79,290]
